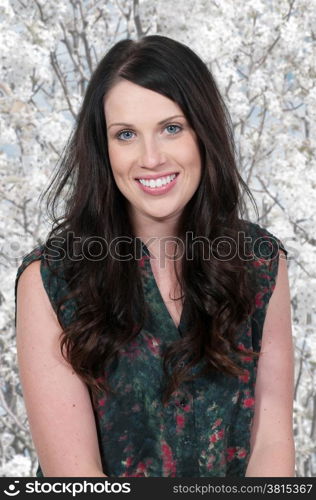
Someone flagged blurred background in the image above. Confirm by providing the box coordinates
[0,0,315,477]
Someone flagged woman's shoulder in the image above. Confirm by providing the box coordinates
[15,244,45,290]
[238,220,288,316]
[15,242,66,284]
[15,242,70,326]
[239,219,288,260]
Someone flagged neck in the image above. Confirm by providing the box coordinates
[130,210,182,263]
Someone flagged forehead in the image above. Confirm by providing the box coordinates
[104,79,182,122]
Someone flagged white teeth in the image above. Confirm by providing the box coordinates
[138,174,176,188]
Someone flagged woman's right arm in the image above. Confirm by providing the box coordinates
[16,260,107,477]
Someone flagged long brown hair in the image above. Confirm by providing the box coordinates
[41,35,259,406]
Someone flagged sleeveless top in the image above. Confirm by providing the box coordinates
[14,220,287,477]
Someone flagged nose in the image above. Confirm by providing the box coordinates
[138,134,166,169]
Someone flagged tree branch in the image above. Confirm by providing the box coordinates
[50,51,77,120]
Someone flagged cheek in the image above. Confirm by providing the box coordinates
[108,145,127,178]
[182,141,202,173]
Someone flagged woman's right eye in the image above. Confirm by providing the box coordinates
[116,130,135,141]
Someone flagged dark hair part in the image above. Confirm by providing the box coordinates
[41,35,259,407]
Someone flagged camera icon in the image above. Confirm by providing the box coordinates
[3,480,20,496]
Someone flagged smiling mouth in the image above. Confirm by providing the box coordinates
[136,173,179,188]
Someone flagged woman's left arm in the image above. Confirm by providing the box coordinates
[245,250,296,477]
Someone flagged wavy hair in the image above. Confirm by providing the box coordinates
[41,35,259,407]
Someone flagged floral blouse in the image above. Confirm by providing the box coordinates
[14,221,287,477]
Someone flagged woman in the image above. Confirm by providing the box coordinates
[15,35,295,477]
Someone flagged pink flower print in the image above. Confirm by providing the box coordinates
[161,440,176,477]
[138,256,146,268]
[138,255,150,268]
[211,418,223,430]
[210,429,224,443]
[237,342,246,351]
[134,462,146,476]
[252,257,265,267]
[243,356,253,362]
[146,336,160,356]
[261,273,270,281]
[210,434,218,443]
[206,454,215,470]
[255,291,264,308]
[243,397,255,408]
[181,403,190,412]
[125,456,133,469]
[123,458,153,477]
[237,343,252,362]
[96,397,106,417]
[226,447,237,462]
[238,370,250,383]
[237,448,247,459]
[176,414,185,432]
[218,429,225,439]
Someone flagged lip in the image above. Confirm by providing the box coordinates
[135,173,179,196]
[135,171,179,180]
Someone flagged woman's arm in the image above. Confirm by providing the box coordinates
[245,251,295,477]
[16,260,107,477]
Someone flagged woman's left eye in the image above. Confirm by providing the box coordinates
[116,130,135,141]
[166,124,182,134]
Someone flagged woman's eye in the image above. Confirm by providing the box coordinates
[166,124,182,134]
[116,130,135,141]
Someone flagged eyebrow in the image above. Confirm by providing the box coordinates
[107,114,186,130]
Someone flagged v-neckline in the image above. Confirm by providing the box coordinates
[141,240,187,334]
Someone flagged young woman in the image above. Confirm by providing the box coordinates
[15,35,295,477]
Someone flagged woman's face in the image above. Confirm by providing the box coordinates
[104,79,202,227]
